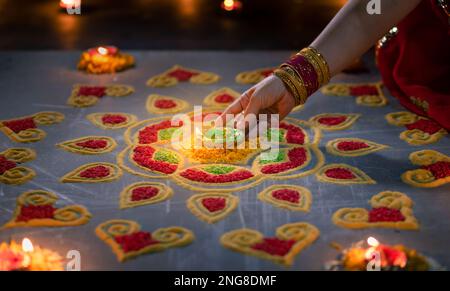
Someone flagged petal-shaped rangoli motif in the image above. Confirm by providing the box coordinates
[0,148,36,185]
[309,113,360,131]
[326,138,388,157]
[60,162,122,183]
[87,112,137,130]
[220,222,319,266]
[96,219,194,262]
[3,190,91,228]
[321,82,388,107]
[128,145,183,176]
[146,65,220,87]
[258,185,312,212]
[401,150,450,188]
[57,136,117,155]
[67,84,134,108]
[252,147,312,177]
[235,68,275,84]
[187,193,239,223]
[316,163,375,185]
[146,94,190,114]
[332,191,419,230]
[203,87,240,108]
[119,182,173,209]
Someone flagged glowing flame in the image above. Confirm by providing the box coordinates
[22,238,34,253]
[222,0,240,11]
[367,237,380,247]
[97,47,108,56]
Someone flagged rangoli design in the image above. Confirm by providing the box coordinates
[220,222,319,266]
[60,162,122,183]
[309,113,360,131]
[321,82,388,107]
[332,191,419,230]
[146,65,220,87]
[186,193,239,223]
[96,219,194,262]
[0,148,36,185]
[326,138,388,157]
[258,185,312,212]
[385,112,447,146]
[67,84,134,108]
[119,182,173,209]
[0,111,64,143]
[146,94,190,114]
[401,150,450,188]
[316,163,375,185]
[57,136,117,155]
[87,112,137,130]
[235,68,275,84]
[2,190,91,229]
[203,87,240,108]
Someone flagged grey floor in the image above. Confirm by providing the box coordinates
[0,51,449,270]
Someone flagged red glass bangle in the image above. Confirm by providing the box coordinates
[284,54,319,97]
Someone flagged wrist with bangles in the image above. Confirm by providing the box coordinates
[274,47,330,106]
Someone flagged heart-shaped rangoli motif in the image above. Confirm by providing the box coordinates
[0,148,36,185]
[60,162,122,183]
[67,84,134,108]
[326,138,388,157]
[332,191,419,230]
[258,185,312,212]
[120,182,173,209]
[309,113,360,131]
[187,193,239,223]
[321,82,388,107]
[0,111,65,143]
[401,150,450,188]
[146,65,220,87]
[2,190,91,229]
[96,219,194,262]
[87,112,137,130]
[385,112,447,146]
[203,87,240,108]
[316,163,375,185]
[146,94,190,114]
[235,68,275,84]
[220,222,319,266]
[57,136,117,155]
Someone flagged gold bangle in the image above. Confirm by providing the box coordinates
[281,66,308,104]
[274,69,303,106]
[302,47,330,85]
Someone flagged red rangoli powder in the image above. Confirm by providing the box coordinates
[154,99,177,109]
[201,198,226,212]
[251,238,296,256]
[271,189,300,204]
[324,167,355,179]
[369,207,405,223]
[114,231,159,253]
[349,85,379,96]
[77,86,106,97]
[317,116,347,126]
[422,161,450,179]
[336,141,370,151]
[131,186,159,201]
[16,205,56,222]
[168,69,199,81]
[214,94,235,103]
[3,117,37,133]
[101,114,127,125]
[405,119,442,135]
[132,146,178,174]
[79,165,110,178]
[261,147,307,174]
[180,168,253,183]
[0,155,17,175]
[75,139,108,149]
[138,120,182,144]
[280,122,305,144]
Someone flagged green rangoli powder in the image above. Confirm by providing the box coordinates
[154,150,179,164]
[203,165,235,175]
[260,151,286,164]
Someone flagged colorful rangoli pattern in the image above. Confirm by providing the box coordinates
[60,162,122,183]
[385,112,447,146]
[57,136,117,155]
[220,222,319,266]
[258,185,312,212]
[146,94,190,114]
[187,193,239,223]
[0,148,36,185]
[401,150,450,188]
[0,111,64,143]
[326,138,388,157]
[2,190,91,229]
[203,87,240,108]
[87,112,137,130]
[332,191,419,230]
[235,68,275,84]
[146,65,220,87]
[96,219,194,262]
[321,82,388,107]
[316,163,375,185]
[67,84,134,108]
[119,182,173,209]
[309,113,360,131]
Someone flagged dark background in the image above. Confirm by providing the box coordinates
[0,0,345,50]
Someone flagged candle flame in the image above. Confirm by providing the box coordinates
[22,238,34,253]
[367,236,379,247]
[97,47,108,56]
[223,0,235,11]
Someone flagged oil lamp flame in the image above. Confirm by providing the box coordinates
[97,47,108,56]
[367,237,380,247]
[22,238,34,253]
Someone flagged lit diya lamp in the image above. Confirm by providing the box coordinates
[0,238,63,271]
[78,45,135,74]
[59,0,81,10]
[325,237,443,271]
[221,0,242,12]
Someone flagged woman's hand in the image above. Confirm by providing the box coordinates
[217,75,296,128]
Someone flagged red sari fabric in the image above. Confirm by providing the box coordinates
[376,0,450,130]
